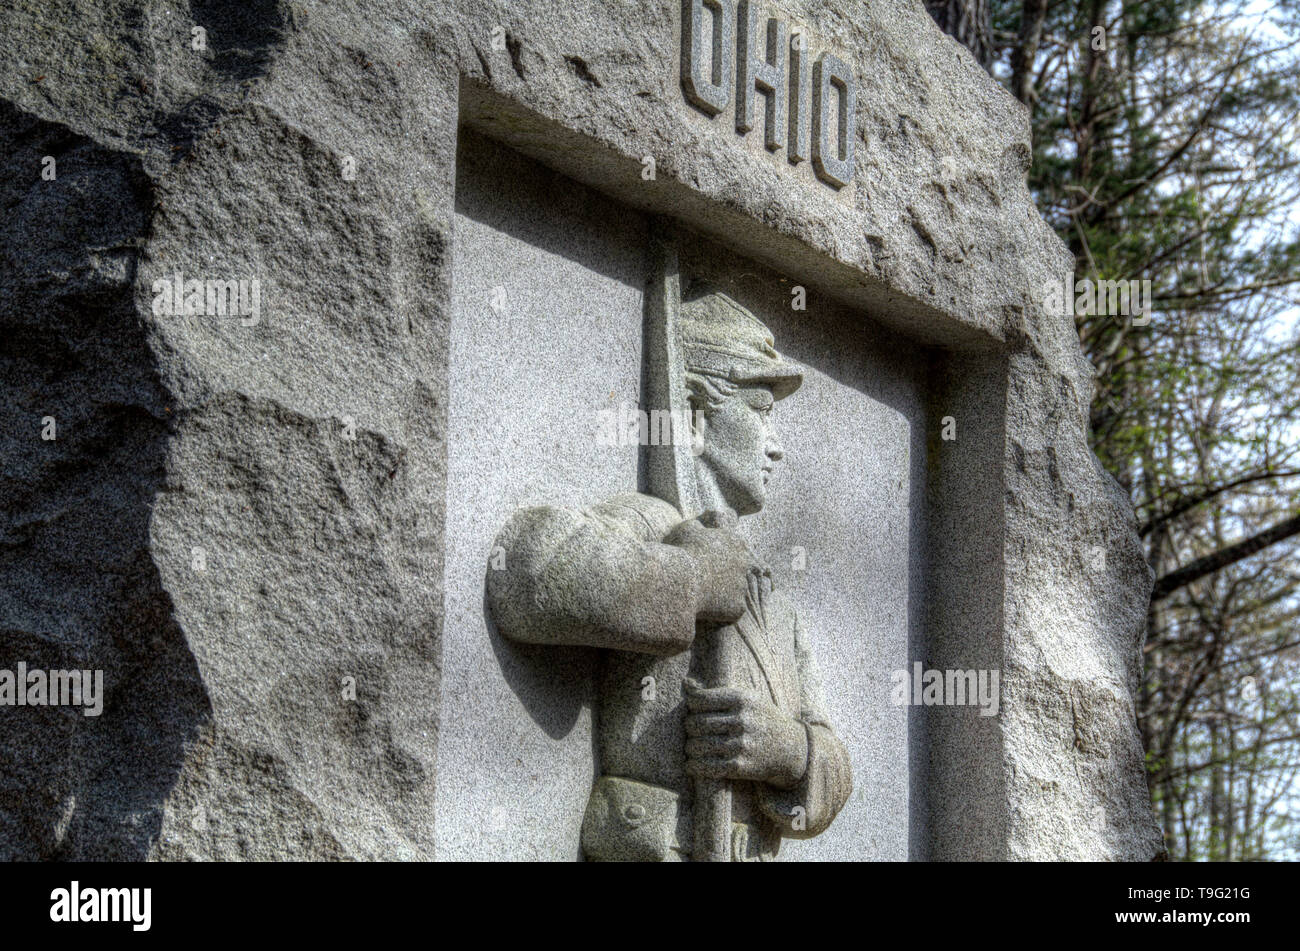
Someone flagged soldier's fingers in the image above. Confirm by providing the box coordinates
[698,509,738,531]
[685,712,740,736]
[684,686,744,712]
[684,756,739,779]
[685,736,742,758]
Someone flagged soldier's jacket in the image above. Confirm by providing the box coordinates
[488,492,852,861]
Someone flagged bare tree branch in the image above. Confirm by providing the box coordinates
[1153,512,1300,602]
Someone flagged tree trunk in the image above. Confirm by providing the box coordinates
[924,0,994,70]
[1010,0,1050,103]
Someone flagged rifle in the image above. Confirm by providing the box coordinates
[643,220,734,863]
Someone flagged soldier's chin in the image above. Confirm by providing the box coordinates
[726,484,765,517]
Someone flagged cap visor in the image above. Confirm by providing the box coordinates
[729,364,804,400]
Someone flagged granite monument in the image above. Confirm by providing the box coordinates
[0,0,1162,861]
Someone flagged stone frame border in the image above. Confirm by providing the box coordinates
[429,0,1162,860]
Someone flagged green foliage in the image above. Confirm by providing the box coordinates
[987,0,1300,860]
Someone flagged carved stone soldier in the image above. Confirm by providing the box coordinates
[487,287,851,861]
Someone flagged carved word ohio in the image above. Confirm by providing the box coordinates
[680,0,857,188]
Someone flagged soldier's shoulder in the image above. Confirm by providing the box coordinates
[588,492,683,539]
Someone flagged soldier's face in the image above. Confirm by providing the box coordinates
[695,384,785,516]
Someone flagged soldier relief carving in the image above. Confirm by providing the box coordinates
[486,231,851,861]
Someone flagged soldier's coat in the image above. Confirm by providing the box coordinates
[489,492,852,861]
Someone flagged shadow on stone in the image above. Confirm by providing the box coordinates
[482,586,593,743]
[0,102,211,860]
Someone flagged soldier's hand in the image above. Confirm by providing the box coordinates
[683,681,809,789]
[664,510,757,625]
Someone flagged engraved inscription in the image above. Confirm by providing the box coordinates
[680,0,857,188]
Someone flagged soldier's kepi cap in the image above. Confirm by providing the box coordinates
[678,287,804,400]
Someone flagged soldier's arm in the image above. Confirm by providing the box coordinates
[486,494,699,656]
[754,614,853,838]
